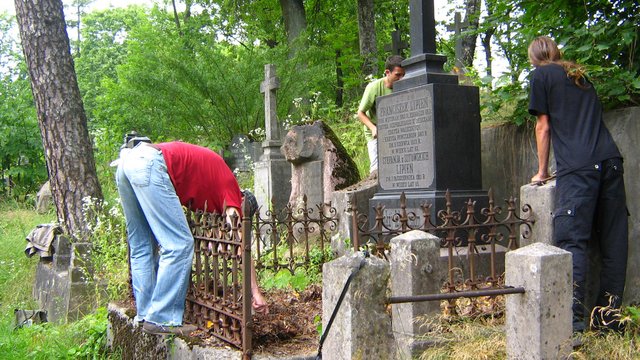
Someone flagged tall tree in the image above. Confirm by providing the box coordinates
[279,0,307,55]
[356,0,378,77]
[14,0,102,237]
[460,0,481,69]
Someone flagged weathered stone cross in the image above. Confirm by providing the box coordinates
[260,64,281,144]
[446,12,470,70]
[384,29,409,55]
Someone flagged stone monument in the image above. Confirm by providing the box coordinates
[370,0,486,225]
[254,64,292,213]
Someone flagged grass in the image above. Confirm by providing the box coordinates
[416,313,640,359]
[0,199,116,359]
[1,198,639,359]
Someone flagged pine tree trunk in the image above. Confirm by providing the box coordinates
[357,0,378,77]
[14,0,102,239]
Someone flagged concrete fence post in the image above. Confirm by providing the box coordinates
[505,242,572,359]
[322,253,393,360]
[520,181,556,247]
[389,230,444,359]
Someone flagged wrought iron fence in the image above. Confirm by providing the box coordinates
[252,195,338,274]
[181,189,535,353]
[184,206,253,357]
[349,189,534,315]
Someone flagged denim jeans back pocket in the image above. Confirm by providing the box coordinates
[126,155,154,187]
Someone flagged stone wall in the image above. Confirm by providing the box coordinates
[481,106,640,304]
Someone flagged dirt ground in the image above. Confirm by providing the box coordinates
[252,284,322,356]
[189,284,322,357]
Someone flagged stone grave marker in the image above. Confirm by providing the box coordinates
[370,0,486,226]
[254,64,291,212]
[226,134,261,173]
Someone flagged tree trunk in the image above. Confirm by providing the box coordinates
[461,0,481,68]
[279,0,307,55]
[335,50,344,107]
[357,0,378,77]
[14,0,102,239]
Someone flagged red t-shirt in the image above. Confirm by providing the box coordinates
[156,142,242,213]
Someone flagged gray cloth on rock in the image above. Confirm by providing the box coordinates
[25,224,62,258]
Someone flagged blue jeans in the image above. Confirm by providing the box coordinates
[115,144,194,326]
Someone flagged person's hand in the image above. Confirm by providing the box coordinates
[372,126,377,139]
[531,172,550,185]
[252,288,269,314]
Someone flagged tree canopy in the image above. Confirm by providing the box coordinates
[1,0,638,196]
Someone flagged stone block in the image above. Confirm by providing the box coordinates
[35,180,53,214]
[322,253,393,360]
[505,243,572,360]
[520,180,555,247]
[329,177,378,256]
[33,261,70,323]
[53,235,72,272]
[254,158,291,214]
[390,231,443,358]
[282,121,360,206]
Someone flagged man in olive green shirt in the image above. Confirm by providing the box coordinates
[357,55,405,175]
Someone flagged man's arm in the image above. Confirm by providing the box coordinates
[225,206,269,314]
[357,110,377,139]
[531,114,551,182]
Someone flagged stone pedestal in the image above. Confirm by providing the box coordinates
[371,83,487,225]
[505,243,572,360]
[520,181,556,247]
[322,253,393,360]
[33,235,98,323]
[329,179,378,256]
[390,231,443,358]
[254,154,291,213]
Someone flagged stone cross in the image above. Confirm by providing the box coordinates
[384,29,409,56]
[260,64,281,143]
[446,12,469,71]
[409,0,437,56]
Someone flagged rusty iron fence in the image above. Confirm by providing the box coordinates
[181,190,534,354]
[252,195,338,274]
[349,189,534,315]
[184,205,253,357]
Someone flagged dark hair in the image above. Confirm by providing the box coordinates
[385,55,404,72]
[241,190,259,218]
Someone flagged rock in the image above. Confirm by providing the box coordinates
[36,181,53,214]
[282,121,360,206]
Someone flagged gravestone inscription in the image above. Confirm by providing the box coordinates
[377,87,434,191]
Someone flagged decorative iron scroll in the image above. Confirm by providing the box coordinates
[349,189,534,315]
[252,194,338,274]
[184,205,252,356]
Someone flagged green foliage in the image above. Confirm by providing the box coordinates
[476,0,640,124]
[65,308,111,359]
[74,6,149,125]
[260,243,333,292]
[0,14,46,198]
[81,196,130,302]
[0,202,119,359]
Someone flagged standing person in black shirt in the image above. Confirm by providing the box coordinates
[528,36,628,334]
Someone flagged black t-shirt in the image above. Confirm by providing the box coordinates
[528,63,620,176]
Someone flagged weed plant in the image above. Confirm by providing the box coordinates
[0,200,119,359]
[81,196,130,302]
[260,242,333,292]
